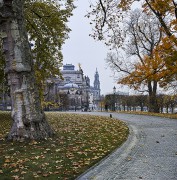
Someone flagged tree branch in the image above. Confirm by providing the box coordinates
[145,0,172,37]
[99,0,107,28]
[172,0,177,20]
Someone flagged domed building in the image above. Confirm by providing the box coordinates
[45,64,101,111]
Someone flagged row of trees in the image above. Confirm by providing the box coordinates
[88,0,177,113]
[104,94,177,113]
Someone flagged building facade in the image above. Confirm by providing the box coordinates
[0,64,101,111]
[46,64,101,110]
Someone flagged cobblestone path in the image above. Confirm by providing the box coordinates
[76,112,177,180]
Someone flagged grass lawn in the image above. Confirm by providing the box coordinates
[0,112,129,180]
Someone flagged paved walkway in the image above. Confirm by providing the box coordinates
[76,112,177,180]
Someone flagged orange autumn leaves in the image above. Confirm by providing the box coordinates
[117,0,177,89]
[119,0,174,16]
[119,36,177,89]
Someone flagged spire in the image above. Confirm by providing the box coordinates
[94,68,100,89]
[93,68,101,101]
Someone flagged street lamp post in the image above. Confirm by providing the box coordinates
[113,86,116,111]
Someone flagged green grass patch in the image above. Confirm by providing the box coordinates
[0,112,129,180]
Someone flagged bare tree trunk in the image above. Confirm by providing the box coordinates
[166,105,169,113]
[0,0,54,141]
[140,104,143,111]
[148,81,159,113]
[148,93,159,113]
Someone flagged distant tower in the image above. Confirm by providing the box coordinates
[86,76,90,87]
[93,68,101,100]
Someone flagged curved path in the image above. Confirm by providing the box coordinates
[76,112,177,180]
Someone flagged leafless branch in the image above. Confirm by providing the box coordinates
[99,0,107,28]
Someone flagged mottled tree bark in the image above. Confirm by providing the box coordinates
[0,0,54,141]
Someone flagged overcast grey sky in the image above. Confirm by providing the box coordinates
[62,0,117,95]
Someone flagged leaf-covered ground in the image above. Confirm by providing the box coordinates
[0,112,129,180]
[119,110,177,119]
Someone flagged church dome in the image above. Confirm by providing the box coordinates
[63,83,79,89]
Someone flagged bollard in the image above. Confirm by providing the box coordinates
[110,114,112,118]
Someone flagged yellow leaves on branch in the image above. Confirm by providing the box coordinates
[118,0,135,10]
[119,0,172,13]
[157,37,177,73]
[170,19,177,32]
[118,46,168,88]
[150,0,172,15]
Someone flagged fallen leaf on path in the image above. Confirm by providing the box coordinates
[126,157,132,161]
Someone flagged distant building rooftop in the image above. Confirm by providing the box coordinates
[63,64,75,71]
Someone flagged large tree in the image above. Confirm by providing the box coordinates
[106,11,166,112]
[88,0,177,71]
[88,0,177,111]
[0,0,63,141]
[25,0,74,85]
[0,0,74,97]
